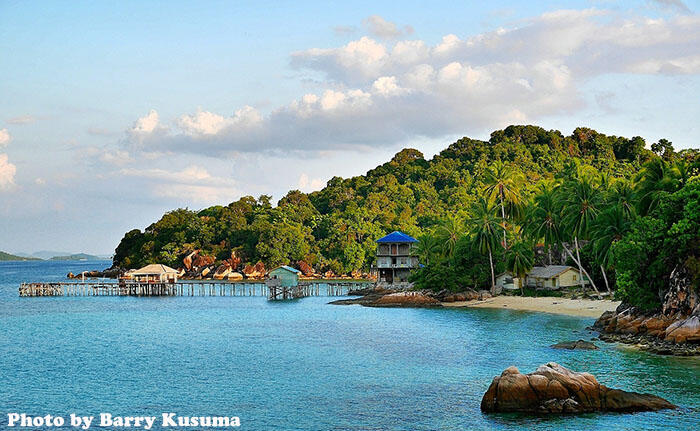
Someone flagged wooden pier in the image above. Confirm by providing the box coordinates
[19,280,373,299]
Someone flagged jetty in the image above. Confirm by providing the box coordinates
[19,280,373,299]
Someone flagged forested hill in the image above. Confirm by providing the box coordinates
[112,124,695,276]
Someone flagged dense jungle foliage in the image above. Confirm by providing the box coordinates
[112,125,700,309]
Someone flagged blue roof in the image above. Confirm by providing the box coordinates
[272,265,301,274]
[376,231,418,243]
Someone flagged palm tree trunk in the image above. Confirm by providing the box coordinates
[574,237,585,291]
[499,194,508,248]
[519,276,524,296]
[548,244,552,265]
[562,242,600,294]
[600,264,611,295]
[489,246,495,295]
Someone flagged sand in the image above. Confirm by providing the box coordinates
[441,296,621,318]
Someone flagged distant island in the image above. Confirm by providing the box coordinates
[49,253,105,261]
[0,251,41,261]
[0,251,110,261]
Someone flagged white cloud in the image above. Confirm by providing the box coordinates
[297,173,325,192]
[131,109,161,134]
[119,165,239,204]
[0,154,17,189]
[7,115,35,125]
[0,129,11,147]
[363,15,413,39]
[111,9,700,158]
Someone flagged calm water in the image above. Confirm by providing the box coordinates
[1,260,698,430]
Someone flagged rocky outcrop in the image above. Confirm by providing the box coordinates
[550,340,599,350]
[297,260,315,277]
[372,291,441,307]
[594,265,700,354]
[68,267,123,279]
[481,363,676,414]
[242,261,266,279]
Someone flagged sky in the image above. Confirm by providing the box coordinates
[1,0,699,255]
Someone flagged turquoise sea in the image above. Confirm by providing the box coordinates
[1,260,698,430]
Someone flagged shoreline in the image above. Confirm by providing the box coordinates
[442,296,621,318]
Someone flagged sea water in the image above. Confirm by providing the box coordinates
[1,260,698,430]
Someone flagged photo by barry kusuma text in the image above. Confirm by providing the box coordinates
[5,413,241,429]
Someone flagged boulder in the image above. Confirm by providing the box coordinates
[297,260,315,277]
[550,340,599,350]
[323,270,336,279]
[243,261,266,279]
[226,272,243,280]
[183,250,198,271]
[481,362,676,414]
[373,292,441,307]
[213,264,232,280]
[664,316,700,343]
[193,254,216,268]
[200,267,211,278]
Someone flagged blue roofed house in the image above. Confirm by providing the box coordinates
[374,231,419,284]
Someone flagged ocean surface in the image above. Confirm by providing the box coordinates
[1,260,698,430]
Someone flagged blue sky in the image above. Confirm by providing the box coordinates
[1,0,699,255]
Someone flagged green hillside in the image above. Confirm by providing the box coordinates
[0,251,41,261]
[111,124,700,308]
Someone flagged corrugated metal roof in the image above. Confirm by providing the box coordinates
[376,231,418,243]
[528,265,577,279]
[272,265,301,274]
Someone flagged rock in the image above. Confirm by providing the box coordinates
[183,250,198,271]
[193,254,216,268]
[550,340,599,350]
[372,291,441,307]
[297,260,315,277]
[323,270,336,279]
[200,267,211,278]
[226,272,243,280]
[664,316,700,343]
[478,290,492,300]
[242,261,266,279]
[67,272,74,279]
[481,362,676,414]
[213,264,232,280]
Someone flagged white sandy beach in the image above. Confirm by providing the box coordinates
[442,296,621,318]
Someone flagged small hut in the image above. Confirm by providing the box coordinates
[267,265,301,287]
[131,264,179,283]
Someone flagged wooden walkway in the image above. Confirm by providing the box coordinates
[19,280,373,299]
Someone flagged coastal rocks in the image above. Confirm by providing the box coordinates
[480,362,676,414]
[212,264,232,280]
[297,260,315,277]
[594,304,700,355]
[550,340,599,350]
[226,271,243,280]
[664,316,700,343]
[593,265,700,355]
[67,267,123,279]
[242,261,266,279]
[371,291,441,307]
[439,289,481,302]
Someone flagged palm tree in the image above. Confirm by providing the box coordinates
[436,215,462,258]
[467,198,502,293]
[635,158,680,216]
[606,180,636,219]
[525,183,561,265]
[506,241,535,295]
[483,160,524,248]
[414,232,441,266]
[590,206,632,294]
[559,176,601,295]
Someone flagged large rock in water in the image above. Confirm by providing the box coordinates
[372,291,440,307]
[481,363,676,413]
